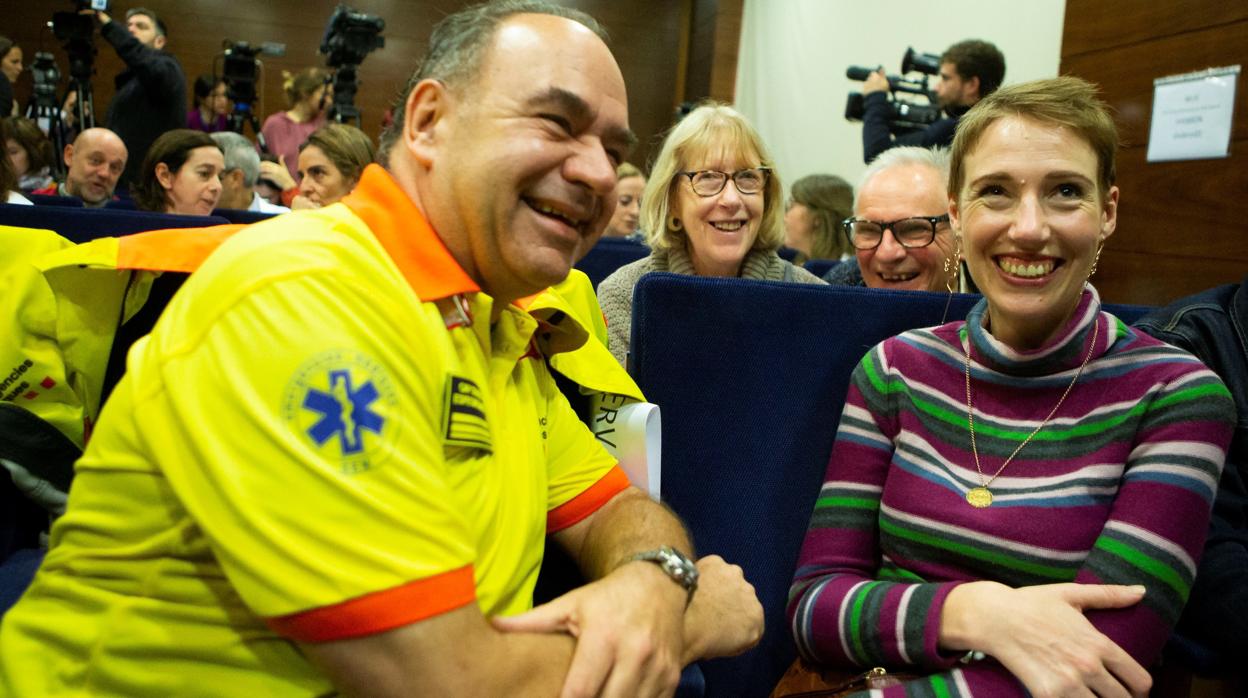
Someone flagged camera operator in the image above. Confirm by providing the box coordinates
[861,39,1004,163]
[83,6,187,187]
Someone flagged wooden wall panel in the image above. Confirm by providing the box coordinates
[1062,21,1248,148]
[1060,0,1248,307]
[1062,3,1248,58]
[1111,146,1248,261]
[709,0,742,103]
[4,0,685,170]
[1094,250,1247,309]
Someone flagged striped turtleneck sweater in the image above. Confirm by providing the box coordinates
[788,286,1235,697]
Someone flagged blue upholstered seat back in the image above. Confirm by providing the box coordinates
[0,203,228,243]
[574,237,649,289]
[630,273,981,697]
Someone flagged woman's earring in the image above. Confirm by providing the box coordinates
[668,216,683,231]
[1088,240,1104,278]
[944,235,963,294]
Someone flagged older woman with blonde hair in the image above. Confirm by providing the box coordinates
[597,103,824,365]
[786,76,1233,697]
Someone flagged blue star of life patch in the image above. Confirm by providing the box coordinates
[283,349,399,475]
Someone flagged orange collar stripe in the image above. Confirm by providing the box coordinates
[115,225,245,272]
[343,165,480,301]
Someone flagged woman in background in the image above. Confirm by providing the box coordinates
[287,123,374,209]
[784,174,853,265]
[0,118,31,204]
[4,117,55,192]
[187,75,230,133]
[597,103,824,366]
[260,67,330,179]
[131,129,224,216]
[603,162,645,239]
[0,37,22,117]
[788,76,1234,698]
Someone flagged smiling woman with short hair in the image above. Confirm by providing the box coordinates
[787,76,1234,698]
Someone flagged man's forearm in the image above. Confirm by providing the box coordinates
[570,488,693,579]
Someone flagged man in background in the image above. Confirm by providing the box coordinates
[825,146,961,292]
[210,131,290,213]
[87,6,186,187]
[31,127,128,207]
[861,39,1004,163]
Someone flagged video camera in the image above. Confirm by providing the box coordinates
[29,52,62,105]
[220,40,284,109]
[319,4,385,126]
[844,47,943,135]
[320,5,385,69]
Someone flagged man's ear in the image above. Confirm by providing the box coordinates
[965,75,981,103]
[154,162,174,190]
[153,35,166,51]
[62,144,74,168]
[404,79,452,169]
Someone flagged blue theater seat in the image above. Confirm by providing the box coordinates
[0,203,229,242]
[803,258,841,277]
[630,274,980,698]
[212,208,279,225]
[575,237,649,289]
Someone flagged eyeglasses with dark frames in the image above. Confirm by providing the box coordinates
[841,214,950,250]
[677,168,771,197]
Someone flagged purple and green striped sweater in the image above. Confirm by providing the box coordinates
[788,287,1235,697]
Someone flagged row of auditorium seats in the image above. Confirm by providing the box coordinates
[2,207,1227,696]
[7,200,278,230]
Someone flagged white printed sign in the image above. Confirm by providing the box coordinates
[1147,65,1240,162]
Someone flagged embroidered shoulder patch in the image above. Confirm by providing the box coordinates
[442,375,491,451]
[282,349,399,475]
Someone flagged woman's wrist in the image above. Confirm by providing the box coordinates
[938,580,1007,653]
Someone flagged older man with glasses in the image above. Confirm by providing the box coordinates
[825,146,963,293]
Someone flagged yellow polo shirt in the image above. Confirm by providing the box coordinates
[0,165,628,696]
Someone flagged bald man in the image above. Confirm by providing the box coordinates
[33,128,128,207]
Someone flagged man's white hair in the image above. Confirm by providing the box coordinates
[856,146,950,210]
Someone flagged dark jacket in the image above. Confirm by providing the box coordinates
[861,91,964,164]
[101,20,187,187]
[1135,275,1248,664]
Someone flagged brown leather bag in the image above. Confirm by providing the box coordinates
[769,658,918,698]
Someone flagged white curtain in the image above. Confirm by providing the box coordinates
[735,0,1066,195]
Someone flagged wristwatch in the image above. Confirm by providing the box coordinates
[630,546,699,604]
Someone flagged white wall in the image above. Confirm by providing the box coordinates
[735,0,1066,192]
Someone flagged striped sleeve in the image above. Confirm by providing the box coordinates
[788,348,964,670]
[1073,364,1234,661]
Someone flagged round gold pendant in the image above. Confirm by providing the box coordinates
[966,487,993,508]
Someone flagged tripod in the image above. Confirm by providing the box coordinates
[228,102,267,152]
[327,65,361,128]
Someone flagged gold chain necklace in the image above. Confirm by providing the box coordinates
[963,316,1099,508]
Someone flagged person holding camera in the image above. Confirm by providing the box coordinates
[861,39,1004,164]
[83,5,187,188]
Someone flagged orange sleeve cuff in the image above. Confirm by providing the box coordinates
[265,565,476,643]
[281,187,298,207]
[547,465,631,533]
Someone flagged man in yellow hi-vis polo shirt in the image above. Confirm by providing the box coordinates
[0,2,763,696]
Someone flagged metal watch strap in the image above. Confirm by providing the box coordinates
[629,545,698,604]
